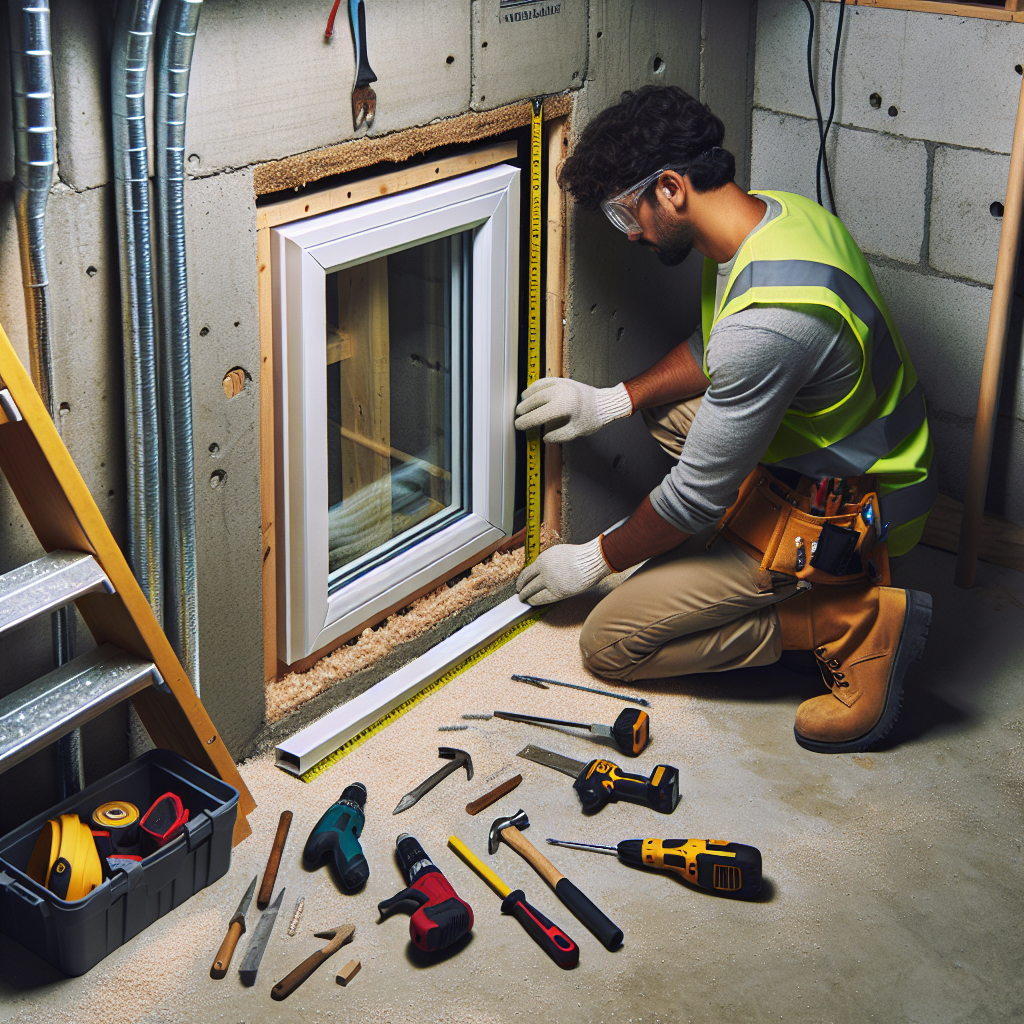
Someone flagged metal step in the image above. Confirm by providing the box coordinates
[0,551,113,637]
[0,643,162,772]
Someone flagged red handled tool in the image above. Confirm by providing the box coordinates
[377,834,473,952]
[448,834,579,969]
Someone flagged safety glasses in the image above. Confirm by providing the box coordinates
[600,166,679,234]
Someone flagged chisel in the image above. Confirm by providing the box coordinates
[238,887,285,986]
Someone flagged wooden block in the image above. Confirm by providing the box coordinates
[336,959,361,986]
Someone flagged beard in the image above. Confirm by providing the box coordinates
[647,208,695,266]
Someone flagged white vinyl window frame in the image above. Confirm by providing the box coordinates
[271,164,520,665]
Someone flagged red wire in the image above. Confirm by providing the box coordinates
[325,0,343,37]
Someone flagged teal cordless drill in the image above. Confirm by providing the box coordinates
[303,782,369,892]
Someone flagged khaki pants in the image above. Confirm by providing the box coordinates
[580,398,802,682]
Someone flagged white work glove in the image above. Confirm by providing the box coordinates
[514,378,633,443]
[517,537,613,606]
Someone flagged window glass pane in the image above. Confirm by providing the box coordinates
[326,234,467,582]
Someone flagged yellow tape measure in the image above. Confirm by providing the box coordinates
[524,97,544,567]
[299,610,544,783]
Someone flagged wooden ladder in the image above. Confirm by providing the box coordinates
[0,321,256,845]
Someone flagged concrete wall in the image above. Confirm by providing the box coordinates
[0,0,756,823]
[751,1,1024,525]
[562,0,758,542]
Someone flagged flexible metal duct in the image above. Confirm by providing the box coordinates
[9,0,82,796]
[154,0,201,692]
[112,0,163,622]
[8,0,55,414]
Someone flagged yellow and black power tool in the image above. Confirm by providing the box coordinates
[546,836,762,899]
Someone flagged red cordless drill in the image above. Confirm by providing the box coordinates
[377,834,474,952]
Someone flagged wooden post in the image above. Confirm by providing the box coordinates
[956,75,1024,588]
[544,116,569,535]
[336,258,392,559]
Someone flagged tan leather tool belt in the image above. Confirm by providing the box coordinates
[711,467,889,586]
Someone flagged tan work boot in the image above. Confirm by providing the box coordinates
[775,584,932,753]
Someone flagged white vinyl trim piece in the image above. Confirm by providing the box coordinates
[275,593,535,776]
[272,165,521,664]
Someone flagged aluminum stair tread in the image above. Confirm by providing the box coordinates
[0,643,161,771]
[0,551,113,637]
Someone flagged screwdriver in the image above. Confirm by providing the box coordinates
[546,837,762,899]
[494,707,650,756]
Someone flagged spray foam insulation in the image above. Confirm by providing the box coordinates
[266,529,558,724]
[254,94,573,195]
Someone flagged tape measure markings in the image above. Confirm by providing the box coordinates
[524,97,544,568]
[299,610,544,783]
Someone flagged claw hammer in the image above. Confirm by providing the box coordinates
[488,810,623,950]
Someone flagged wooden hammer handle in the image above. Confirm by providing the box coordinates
[258,810,293,909]
[501,826,564,889]
[210,920,243,979]
[271,948,330,1001]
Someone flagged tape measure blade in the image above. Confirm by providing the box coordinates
[525,98,544,566]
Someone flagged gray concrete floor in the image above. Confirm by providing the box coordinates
[1,544,1021,1024]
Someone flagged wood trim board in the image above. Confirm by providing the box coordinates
[921,492,1024,574]
[821,0,1024,21]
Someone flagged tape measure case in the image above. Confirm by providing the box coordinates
[0,749,238,976]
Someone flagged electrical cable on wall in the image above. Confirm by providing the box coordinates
[798,0,846,215]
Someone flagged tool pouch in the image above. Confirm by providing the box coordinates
[710,467,889,586]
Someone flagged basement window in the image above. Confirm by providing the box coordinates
[272,165,520,664]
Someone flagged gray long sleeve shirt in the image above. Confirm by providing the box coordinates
[648,198,863,535]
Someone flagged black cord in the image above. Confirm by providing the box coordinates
[817,0,846,214]
[798,0,827,208]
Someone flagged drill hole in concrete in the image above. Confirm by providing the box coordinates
[652,56,664,74]
[222,367,249,399]
[199,326,210,337]
[1016,64,1023,75]
[58,402,70,418]
[208,442,220,455]
[85,265,98,277]
[481,40,488,48]
[209,469,226,489]
[446,55,455,64]
[869,92,882,108]
[596,30,602,38]
[887,105,898,117]
[991,201,1005,218]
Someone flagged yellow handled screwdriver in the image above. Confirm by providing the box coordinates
[546,837,762,899]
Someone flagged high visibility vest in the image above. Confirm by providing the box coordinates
[701,190,935,557]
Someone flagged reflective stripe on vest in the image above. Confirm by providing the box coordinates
[723,259,903,399]
[701,190,934,556]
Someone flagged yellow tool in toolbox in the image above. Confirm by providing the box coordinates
[26,813,103,902]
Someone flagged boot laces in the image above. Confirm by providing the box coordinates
[814,647,848,688]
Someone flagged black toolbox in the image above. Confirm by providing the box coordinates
[0,748,237,976]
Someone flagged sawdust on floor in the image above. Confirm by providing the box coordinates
[266,528,558,724]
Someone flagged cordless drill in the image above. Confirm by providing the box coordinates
[549,836,762,899]
[377,834,474,952]
[302,782,369,892]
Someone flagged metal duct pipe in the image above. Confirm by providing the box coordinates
[8,0,55,414]
[9,0,82,797]
[154,0,201,692]
[112,0,163,622]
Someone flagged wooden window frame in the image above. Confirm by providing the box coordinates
[821,0,1024,21]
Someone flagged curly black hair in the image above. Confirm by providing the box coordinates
[558,85,735,211]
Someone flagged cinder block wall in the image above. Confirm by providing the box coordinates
[0,0,755,826]
[752,0,1024,526]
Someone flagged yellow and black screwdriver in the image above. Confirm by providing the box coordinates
[546,836,762,899]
